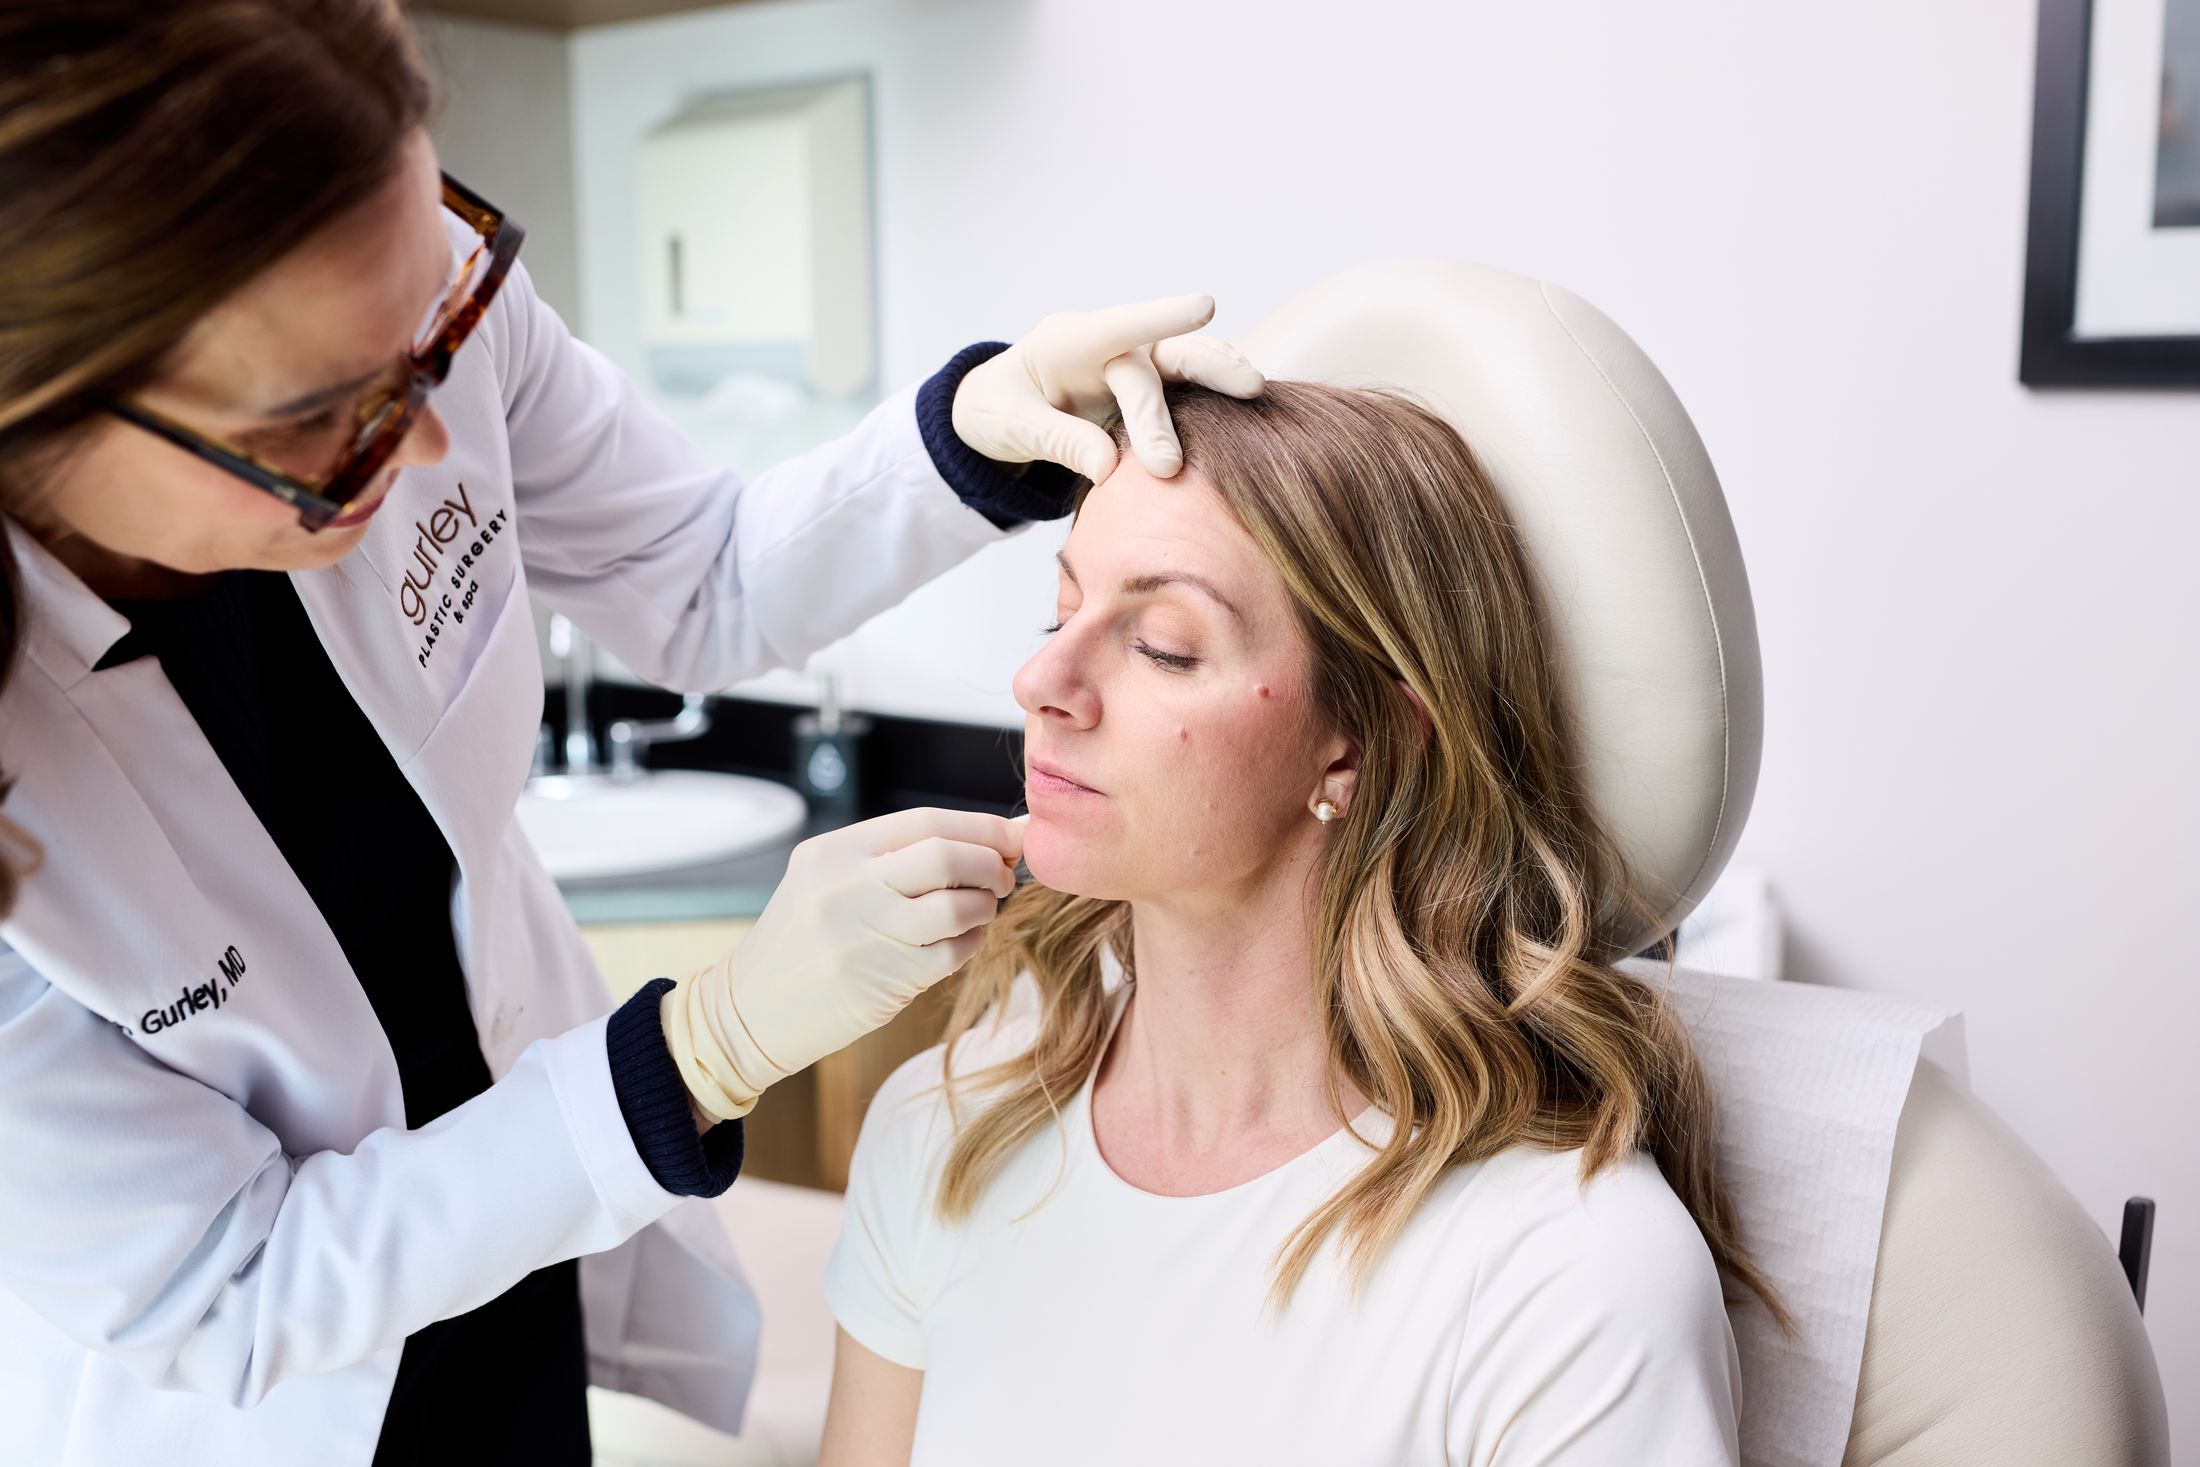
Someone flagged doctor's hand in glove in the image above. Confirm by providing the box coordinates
[659,807,1027,1125]
[953,294,1267,482]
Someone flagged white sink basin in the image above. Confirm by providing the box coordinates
[516,769,809,882]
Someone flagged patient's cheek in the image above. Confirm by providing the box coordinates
[1166,716,1278,820]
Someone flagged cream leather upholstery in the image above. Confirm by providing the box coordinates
[1845,1060,2168,1466]
[1241,261,1759,961]
[1241,262,2169,1464]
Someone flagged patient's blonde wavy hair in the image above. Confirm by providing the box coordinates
[938,381,1786,1327]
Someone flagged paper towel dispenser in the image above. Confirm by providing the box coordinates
[635,76,876,399]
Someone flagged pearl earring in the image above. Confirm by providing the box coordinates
[1314,799,1338,823]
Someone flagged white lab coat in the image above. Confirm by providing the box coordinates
[0,234,1016,1464]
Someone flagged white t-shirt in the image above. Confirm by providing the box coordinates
[824,988,1742,1466]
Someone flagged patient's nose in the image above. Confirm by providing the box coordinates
[1013,631,1099,729]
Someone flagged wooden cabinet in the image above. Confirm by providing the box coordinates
[578,917,951,1191]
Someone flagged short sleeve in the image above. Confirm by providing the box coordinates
[1449,1152,1742,1467]
[822,1049,948,1370]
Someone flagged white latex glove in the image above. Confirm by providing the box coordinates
[951,294,1267,482]
[660,808,1028,1123]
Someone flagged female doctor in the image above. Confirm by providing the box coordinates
[0,3,1263,1462]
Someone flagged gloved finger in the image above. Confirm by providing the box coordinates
[1101,349,1183,479]
[952,391,1048,460]
[1066,293,1217,362]
[919,927,987,984]
[882,884,1003,948]
[877,836,1018,901]
[846,806,1026,862]
[1152,335,1266,399]
[1026,406,1120,483]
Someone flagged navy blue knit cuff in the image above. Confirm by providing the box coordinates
[916,341,1084,529]
[607,977,745,1198]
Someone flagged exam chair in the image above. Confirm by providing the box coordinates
[1240,261,2170,1466]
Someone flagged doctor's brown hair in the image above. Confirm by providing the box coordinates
[0,0,434,916]
[939,381,1790,1328]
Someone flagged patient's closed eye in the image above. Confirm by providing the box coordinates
[1037,620,1198,670]
[1136,642,1196,670]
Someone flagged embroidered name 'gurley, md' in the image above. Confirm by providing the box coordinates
[398,480,511,669]
[133,945,247,1037]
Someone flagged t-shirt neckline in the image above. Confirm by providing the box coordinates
[1073,980,1387,1204]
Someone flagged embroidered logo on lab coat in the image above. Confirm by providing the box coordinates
[395,480,512,670]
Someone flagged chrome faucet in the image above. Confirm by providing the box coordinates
[607,696,712,780]
[542,612,714,781]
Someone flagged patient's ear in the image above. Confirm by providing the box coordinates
[1310,741,1360,820]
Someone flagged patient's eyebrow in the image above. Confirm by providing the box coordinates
[1056,551,1244,625]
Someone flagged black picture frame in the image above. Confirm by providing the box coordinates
[2021,0,2200,385]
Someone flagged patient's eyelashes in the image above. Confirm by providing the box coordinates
[1135,641,1197,671]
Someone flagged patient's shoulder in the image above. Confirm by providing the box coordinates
[1434,1147,1743,1458]
[1478,1144,1706,1236]
[841,993,1057,1224]
[1443,1146,1731,1327]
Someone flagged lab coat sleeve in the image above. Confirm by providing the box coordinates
[1449,1155,1743,1466]
[489,256,1026,694]
[0,946,685,1408]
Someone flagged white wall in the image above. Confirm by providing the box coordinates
[561,0,2198,1449]
[417,12,582,323]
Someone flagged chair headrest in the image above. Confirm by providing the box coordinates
[1241,261,1761,958]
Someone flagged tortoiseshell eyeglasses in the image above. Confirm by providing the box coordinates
[111,172,525,532]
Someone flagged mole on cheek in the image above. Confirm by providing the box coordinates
[1255,684,1272,699]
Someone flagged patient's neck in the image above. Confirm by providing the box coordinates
[1091,878,1368,1197]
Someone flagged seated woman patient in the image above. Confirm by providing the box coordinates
[819,383,1785,1466]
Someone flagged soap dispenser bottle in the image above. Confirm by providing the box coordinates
[792,672,871,822]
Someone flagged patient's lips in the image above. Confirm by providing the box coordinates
[1027,756,1103,799]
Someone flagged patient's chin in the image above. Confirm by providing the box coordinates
[1019,819,1134,902]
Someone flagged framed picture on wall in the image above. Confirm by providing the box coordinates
[2022,0,2200,384]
